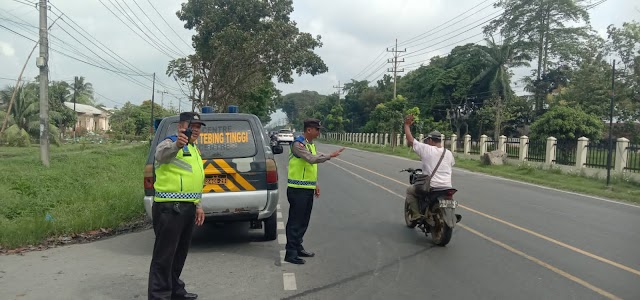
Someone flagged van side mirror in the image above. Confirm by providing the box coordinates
[272,144,284,154]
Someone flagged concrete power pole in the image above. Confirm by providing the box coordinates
[38,0,50,166]
[387,39,405,99]
[332,81,344,105]
[157,90,169,108]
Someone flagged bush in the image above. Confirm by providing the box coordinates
[0,125,31,147]
[530,106,604,141]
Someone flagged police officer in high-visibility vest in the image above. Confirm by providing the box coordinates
[148,112,205,300]
[284,118,345,264]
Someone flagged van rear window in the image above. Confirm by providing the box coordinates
[164,120,257,158]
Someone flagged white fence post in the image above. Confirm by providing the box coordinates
[451,134,457,152]
[498,135,507,153]
[546,136,557,165]
[576,137,589,168]
[519,136,529,161]
[615,137,630,173]
[480,135,488,156]
[464,134,471,155]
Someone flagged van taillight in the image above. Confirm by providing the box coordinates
[144,164,154,190]
[266,159,278,184]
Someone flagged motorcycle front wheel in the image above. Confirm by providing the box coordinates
[430,209,453,246]
[404,199,417,228]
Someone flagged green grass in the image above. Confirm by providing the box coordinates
[0,143,148,249]
[321,140,640,204]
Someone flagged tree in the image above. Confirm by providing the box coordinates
[529,105,603,141]
[471,37,531,139]
[607,21,640,126]
[0,83,60,145]
[484,0,593,114]
[71,76,95,105]
[174,0,328,113]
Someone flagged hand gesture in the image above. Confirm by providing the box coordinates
[330,147,345,158]
[314,186,320,198]
[176,128,189,148]
[405,114,415,126]
[195,207,205,226]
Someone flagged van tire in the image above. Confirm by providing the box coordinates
[263,212,278,241]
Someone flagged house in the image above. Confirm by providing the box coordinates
[64,102,111,132]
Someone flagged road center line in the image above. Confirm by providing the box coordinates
[327,160,625,299]
[459,224,622,300]
[333,158,640,278]
[283,273,297,290]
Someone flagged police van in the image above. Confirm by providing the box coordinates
[143,108,284,240]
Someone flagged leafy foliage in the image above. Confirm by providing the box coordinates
[529,106,604,141]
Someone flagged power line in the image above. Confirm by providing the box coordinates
[400,13,501,59]
[131,0,189,56]
[104,0,179,59]
[11,0,36,7]
[46,2,184,94]
[117,0,184,57]
[351,49,387,79]
[397,0,497,48]
[145,0,193,50]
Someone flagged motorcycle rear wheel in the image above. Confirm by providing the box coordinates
[404,200,417,228]
[430,210,453,246]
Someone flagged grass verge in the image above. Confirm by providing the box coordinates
[322,140,640,204]
[0,143,148,249]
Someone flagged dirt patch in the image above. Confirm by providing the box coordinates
[0,218,151,255]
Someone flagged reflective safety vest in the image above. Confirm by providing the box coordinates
[287,136,317,189]
[154,135,205,203]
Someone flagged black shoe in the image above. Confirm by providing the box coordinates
[173,292,198,300]
[298,249,315,257]
[284,255,306,264]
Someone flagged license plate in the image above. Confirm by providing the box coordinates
[439,199,458,208]
[206,175,227,185]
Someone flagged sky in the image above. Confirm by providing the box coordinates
[0,0,638,125]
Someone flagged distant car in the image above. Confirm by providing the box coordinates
[277,129,294,144]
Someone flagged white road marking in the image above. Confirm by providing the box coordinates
[277,221,285,230]
[277,204,281,209]
[278,234,286,244]
[280,250,287,264]
[277,212,283,219]
[283,273,297,290]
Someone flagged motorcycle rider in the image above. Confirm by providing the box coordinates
[403,114,455,224]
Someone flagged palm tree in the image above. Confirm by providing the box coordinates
[472,37,531,139]
[0,83,61,145]
[72,76,95,105]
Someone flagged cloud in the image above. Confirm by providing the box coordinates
[0,0,637,113]
[0,41,16,57]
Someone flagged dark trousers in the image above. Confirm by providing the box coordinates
[285,187,314,257]
[148,202,196,300]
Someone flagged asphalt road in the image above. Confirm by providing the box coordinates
[1,143,638,300]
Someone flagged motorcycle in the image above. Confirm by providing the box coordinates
[401,168,461,246]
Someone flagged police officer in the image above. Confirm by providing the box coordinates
[148,112,206,300]
[284,118,345,264]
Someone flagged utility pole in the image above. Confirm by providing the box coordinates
[606,60,616,188]
[150,73,155,134]
[157,89,169,108]
[387,38,405,99]
[37,0,49,166]
[333,81,344,105]
[73,76,77,140]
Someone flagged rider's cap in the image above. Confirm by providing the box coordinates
[180,112,206,126]
[426,130,442,140]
